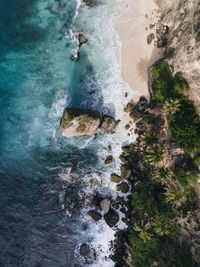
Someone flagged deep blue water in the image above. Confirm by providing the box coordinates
[0,0,131,265]
[0,0,103,266]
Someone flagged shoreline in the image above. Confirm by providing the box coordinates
[115,0,163,102]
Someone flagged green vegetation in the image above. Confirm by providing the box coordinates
[76,123,86,132]
[152,62,200,154]
[163,98,180,114]
[67,111,76,122]
[128,61,199,266]
[107,118,113,125]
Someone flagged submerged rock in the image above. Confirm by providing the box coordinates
[116,182,129,194]
[100,199,111,213]
[88,210,102,221]
[104,209,119,227]
[110,174,123,183]
[60,108,102,138]
[105,155,113,164]
[100,116,118,134]
[78,33,88,48]
[83,0,100,7]
[78,243,97,264]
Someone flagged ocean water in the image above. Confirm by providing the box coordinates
[0,0,136,266]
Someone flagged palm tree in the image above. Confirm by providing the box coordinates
[153,216,171,237]
[163,98,180,115]
[141,132,157,147]
[145,145,165,167]
[164,180,187,208]
[152,167,173,185]
[133,221,153,242]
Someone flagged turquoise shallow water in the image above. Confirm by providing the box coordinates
[0,0,134,266]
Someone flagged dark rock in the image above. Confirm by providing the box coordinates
[59,23,68,35]
[119,154,129,163]
[196,31,200,42]
[124,92,128,97]
[116,119,121,126]
[78,33,88,48]
[116,182,129,194]
[105,155,113,164]
[90,195,103,210]
[137,97,149,113]
[83,0,99,7]
[100,116,117,134]
[157,36,168,47]
[108,145,112,151]
[79,243,97,264]
[121,164,131,179]
[93,133,98,139]
[71,53,80,61]
[147,33,155,44]
[104,209,119,227]
[88,210,102,221]
[110,174,123,183]
[112,202,120,210]
[124,103,134,112]
[129,108,143,121]
[125,124,130,130]
[122,146,130,154]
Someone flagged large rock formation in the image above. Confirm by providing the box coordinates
[59,108,102,138]
[154,0,200,113]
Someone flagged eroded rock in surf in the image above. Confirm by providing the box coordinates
[78,33,88,48]
[78,243,97,265]
[100,116,120,134]
[104,209,119,228]
[88,210,102,221]
[104,155,113,164]
[60,108,102,138]
[82,0,100,7]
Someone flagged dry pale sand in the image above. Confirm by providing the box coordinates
[116,0,164,101]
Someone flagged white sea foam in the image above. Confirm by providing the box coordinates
[69,1,137,266]
[38,0,137,265]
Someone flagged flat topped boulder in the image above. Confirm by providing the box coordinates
[60,108,102,138]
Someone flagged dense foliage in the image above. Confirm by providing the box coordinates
[128,61,200,266]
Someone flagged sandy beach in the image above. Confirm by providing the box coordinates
[116,0,163,101]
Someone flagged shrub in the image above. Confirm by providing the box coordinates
[152,62,174,105]
[169,97,200,151]
[76,123,86,132]
[194,155,200,165]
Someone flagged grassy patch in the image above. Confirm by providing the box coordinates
[76,123,86,132]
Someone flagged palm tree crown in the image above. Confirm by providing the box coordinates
[163,98,180,115]
[145,145,165,167]
[164,180,186,207]
[133,221,153,242]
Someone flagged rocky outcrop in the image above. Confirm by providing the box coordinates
[110,174,123,183]
[59,108,102,138]
[116,182,129,194]
[82,0,101,7]
[100,116,120,134]
[60,108,119,138]
[104,155,113,164]
[88,210,102,221]
[104,209,119,228]
[78,243,97,265]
